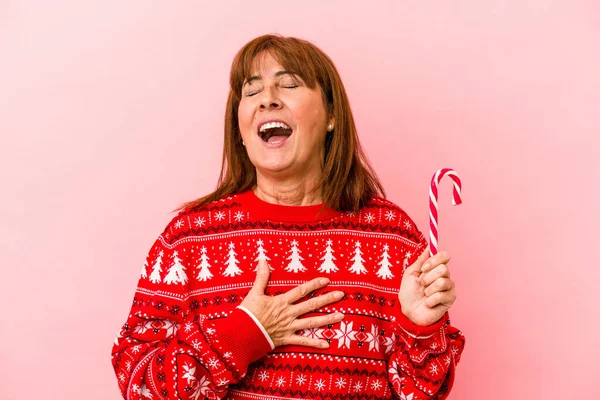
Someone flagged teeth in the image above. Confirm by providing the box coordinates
[259,121,291,132]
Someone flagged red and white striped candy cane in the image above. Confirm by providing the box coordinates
[429,168,463,257]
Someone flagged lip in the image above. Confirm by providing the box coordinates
[256,117,294,149]
[257,118,293,134]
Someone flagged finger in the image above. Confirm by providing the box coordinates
[421,250,451,273]
[283,277,330,304]
[249,259,270,295]
[285,334,330,349]
[420,263,450,287]
[292,312,345,331]
[423,277,455,297]
[425,289,456,308]
[293,290,344,316]
[404,244,430,276]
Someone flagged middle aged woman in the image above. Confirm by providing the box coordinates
[112,34,465,400]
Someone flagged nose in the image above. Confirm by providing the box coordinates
[259,86,282,110]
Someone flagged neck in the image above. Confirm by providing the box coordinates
[253,171,323,206]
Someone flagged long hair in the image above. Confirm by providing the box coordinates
[177,34,385,212]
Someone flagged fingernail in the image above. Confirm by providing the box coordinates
[334,312,344,319]
[422,263,430,272]
[334,291,344,299]
[321,342,329,349]
[320,278,329,285]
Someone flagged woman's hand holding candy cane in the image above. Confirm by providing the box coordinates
[399,245,456,326]
[398,168,462,326]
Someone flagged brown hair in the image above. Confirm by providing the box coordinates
[177,34,385,212]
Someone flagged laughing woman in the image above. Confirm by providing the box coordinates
[111,34,465,400]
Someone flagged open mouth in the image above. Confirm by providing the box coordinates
[258,121,293,144]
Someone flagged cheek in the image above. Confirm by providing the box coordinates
[292,99,325,131]
[237,103,254,138]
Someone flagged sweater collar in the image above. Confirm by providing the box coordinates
[236,189,342,223]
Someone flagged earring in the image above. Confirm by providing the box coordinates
[327,123,334,132]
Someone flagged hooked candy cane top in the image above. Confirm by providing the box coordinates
[111,189,465,400]
[429,168,463,257]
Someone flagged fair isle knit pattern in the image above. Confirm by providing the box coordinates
[111,190,465,399]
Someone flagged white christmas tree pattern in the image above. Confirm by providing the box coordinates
[196,246,213,281]
[348,240,367,274]
[318,239,339,273]
[376,244,394,279]
[140,259,148,279]
[223,242,243,277]
[163,250,188,285]
[254,239,272,271]
[149,250,164,283]
[285,239,306,273]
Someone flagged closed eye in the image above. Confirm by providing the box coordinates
[245,85,296,97]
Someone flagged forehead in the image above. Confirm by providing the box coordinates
[245,53,288,80]
[250,52,281,72]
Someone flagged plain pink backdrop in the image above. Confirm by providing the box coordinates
[1,1,598,399]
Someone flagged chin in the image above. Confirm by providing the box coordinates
[256,162,293,175]
[250,153,293,173]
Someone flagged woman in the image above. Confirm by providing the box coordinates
[112,34,465,400]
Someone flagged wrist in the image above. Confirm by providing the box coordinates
[401,308,418,325]
[396,304,447,337]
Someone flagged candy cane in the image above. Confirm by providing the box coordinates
[429,168,463,257]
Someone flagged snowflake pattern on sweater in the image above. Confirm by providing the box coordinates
[111,190,465,399]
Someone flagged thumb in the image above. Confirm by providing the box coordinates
[404,244,430,276]
[250,259,270,295]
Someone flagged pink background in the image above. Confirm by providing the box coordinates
[1,1,598,399]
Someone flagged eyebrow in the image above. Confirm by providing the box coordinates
[244,70,295,86]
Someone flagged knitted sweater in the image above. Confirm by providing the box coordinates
[111,189,465,400]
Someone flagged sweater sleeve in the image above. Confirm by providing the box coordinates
[111,228,273,399]
[387,226,466,399]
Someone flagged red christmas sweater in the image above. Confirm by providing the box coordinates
[111,189,465,399]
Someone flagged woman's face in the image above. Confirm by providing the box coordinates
[237,52,333,181]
